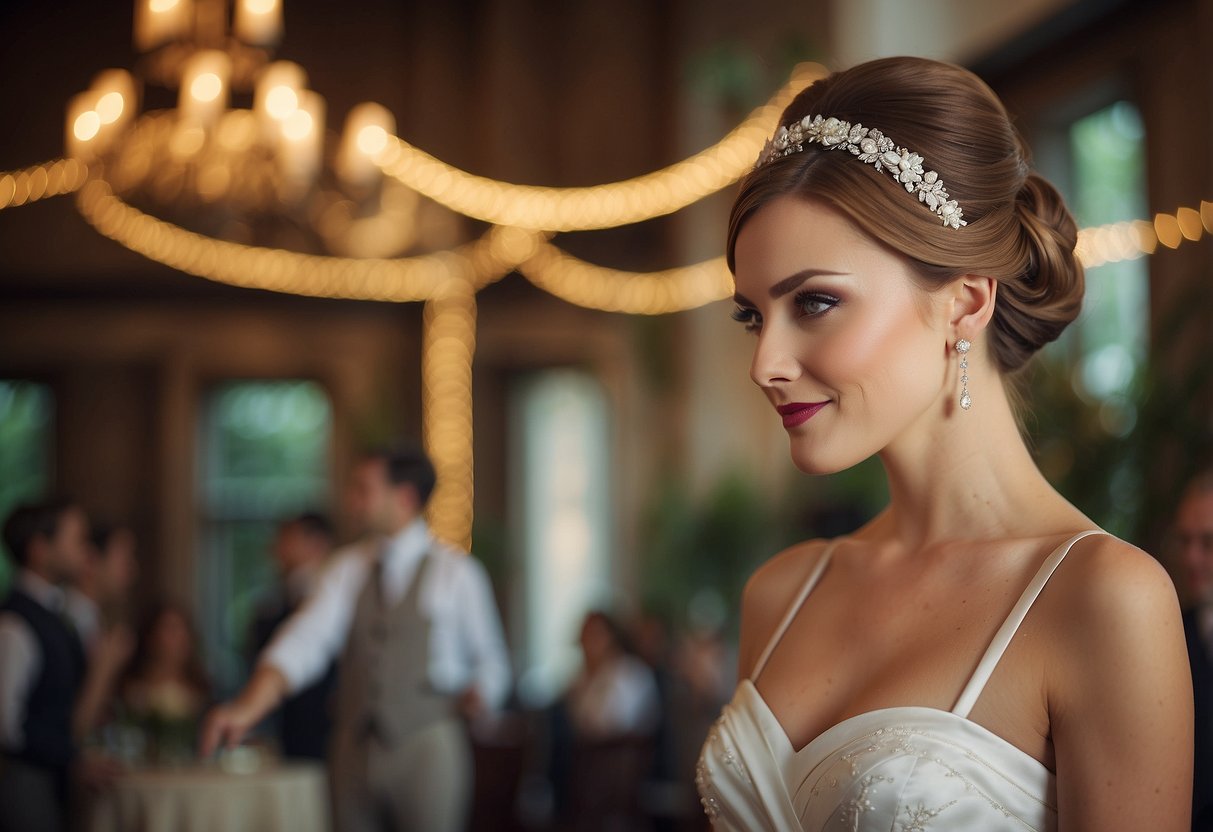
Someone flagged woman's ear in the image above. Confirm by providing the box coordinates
[949,274,997,338]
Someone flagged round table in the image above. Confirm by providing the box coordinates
[89,761,330,832]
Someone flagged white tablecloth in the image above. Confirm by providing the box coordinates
[89,762,330,832]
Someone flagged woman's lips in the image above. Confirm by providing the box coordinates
[775,401,829,428]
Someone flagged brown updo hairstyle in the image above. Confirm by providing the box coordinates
[727,56,1084,375]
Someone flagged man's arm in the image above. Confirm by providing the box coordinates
[260,551,369,692]
[199,663,289,756]
[0,613,39,749]
[73,624,133,740]
[200,549,369,755]
[455,558,512,713]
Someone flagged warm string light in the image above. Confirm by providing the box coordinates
[1074,202,1213,268]
[519,243,734,314]
[0,159,89,210]
[48,168,1213,309]
[422,277,477,549]
[74,177,533,300]
[372,63,828,231]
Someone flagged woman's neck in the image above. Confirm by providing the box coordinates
[873,378,1071,549]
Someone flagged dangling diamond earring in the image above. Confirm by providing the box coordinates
[955,339,972,410]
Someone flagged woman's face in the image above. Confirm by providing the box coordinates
[579,616,614,666]
[732,196,952,474]
[151,609,193,670]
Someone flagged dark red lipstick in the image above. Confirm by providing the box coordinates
[775,401,828,428]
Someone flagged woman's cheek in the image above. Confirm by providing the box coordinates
[806,303,909,390]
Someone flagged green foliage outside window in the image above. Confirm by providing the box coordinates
[1029,101,1150,540]
[200,380,331,695]
[0,381,53,596]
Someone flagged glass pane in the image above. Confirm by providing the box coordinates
[1032,99,1149,538]
[200,380,331,694]
[1066,100,1149,399]
[512,370,611,707]
[0,381,54,595]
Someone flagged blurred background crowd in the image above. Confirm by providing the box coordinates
[1,0,1212,830]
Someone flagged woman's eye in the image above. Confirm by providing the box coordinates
[795,292,840,318]
[731,306,761,333]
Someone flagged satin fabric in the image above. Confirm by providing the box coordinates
[697,680,1055,830]
[697,530,1106,831]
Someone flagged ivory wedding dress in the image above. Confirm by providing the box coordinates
[696,530,1105,831]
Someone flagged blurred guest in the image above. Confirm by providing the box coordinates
[669,623,732,824]
[554,612,660,832]
[0,500,89,832]
[567,612,659,742]
[66,525,138,652]
[630,611,679,830]
[1179,470,1213,830]
[70,524,139,741]
[249,511,337,761]
[204,446,512,832]
[119,602,210,761]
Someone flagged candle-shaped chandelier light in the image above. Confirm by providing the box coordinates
[68,0,409,239]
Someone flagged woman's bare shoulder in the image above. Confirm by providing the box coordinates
[1041,534,1192,824]
[737,538,836,678]
[744,538,833,602]
[1045,532,1179,627]
[1040,532,1185,704]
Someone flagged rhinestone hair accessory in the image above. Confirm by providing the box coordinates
[755,115,967,229]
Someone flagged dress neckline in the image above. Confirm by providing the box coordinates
[734,677,1054,776]
[738,529,1106,771]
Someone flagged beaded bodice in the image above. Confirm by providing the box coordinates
[696,530,1106,831]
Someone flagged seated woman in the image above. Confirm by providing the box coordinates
[549,612,662,830]
[567,612,660,741]
[118,602,211,760]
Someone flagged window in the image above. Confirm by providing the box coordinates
[1031,98,1149,536]
[199,380,332,694]
[510,370,612,706]
[1065,100,1149,400]
[0,381,54,595]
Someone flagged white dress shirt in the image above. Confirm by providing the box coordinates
[567,654,660,740]
[65,588,101,653]
[0,571,68,748]
[262,519,512,710]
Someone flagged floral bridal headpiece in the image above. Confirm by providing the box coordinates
[756,115,967,229]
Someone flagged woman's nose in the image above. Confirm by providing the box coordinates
[750,327,800,389]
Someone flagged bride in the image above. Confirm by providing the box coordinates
[696,56,1192,831]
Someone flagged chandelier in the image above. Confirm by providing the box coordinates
[65,0,441,259]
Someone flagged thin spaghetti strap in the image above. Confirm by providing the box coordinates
[750,538,843,682]
[951,529,1107,717]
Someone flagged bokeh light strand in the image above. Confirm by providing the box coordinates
[75,177,534,300]
[520,242,734,314]
[422,277,477,549]
[0,159,89,210]
[372,63,828,231]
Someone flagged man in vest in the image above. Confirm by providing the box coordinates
[203,447,511,832]
[0,499,90,832]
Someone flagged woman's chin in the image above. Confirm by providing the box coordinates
[789,444,864,477]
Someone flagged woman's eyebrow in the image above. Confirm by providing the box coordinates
[768,269,848,299]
